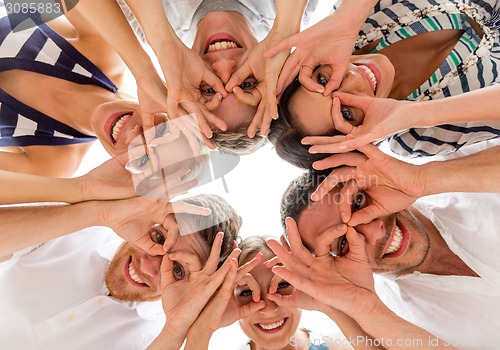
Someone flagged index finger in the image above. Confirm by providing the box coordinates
[298,65,325,93]
[160,255,176,289]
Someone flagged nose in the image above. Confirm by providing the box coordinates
[139,254,162,280]
[337,68,369,95]
[258,295,280,315]
[211,58,237,84]
[354,218,386,246]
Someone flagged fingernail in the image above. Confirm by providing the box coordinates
[310,192,318,201]
[316,88,324,93]
[341,212,349,223]
[217,93,223,100]
[339,145,349,150]
[301,139,311,145]
[337,224,347,231]
[309,147,317,154]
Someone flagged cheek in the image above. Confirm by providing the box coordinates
[239,319,255,338]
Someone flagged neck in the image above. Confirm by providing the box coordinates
[404,208,478,277]
[55,84,120,135]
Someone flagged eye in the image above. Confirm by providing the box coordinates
[341,106,353,121]
[238,289,252,298]
[149,229,165,245]
[277,281,291,290]
[337,235,349,256]
[200,85,216,95]
[316,73,328,87]
[352,192,368,212]
[239,78,257,90]
[172,262,185,280]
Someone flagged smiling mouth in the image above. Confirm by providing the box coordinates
[205,39,241,54]
[383,220,410,258]
[110,113,132,144]
[255,317,288,333]
[357,64,378,94]
[125,257,149,287]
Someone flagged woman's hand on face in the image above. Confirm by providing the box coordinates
[302,93,409,153]
[225,29,291,137]
[155,39,228,140]
[265,14,358,96]
[266,218,379,319]
[306,144,423,225]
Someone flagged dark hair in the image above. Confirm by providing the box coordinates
[280,170,332,231]
[269,76,337,169]
[178,194,242,265]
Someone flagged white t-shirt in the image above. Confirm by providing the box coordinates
[118,0,319,46]
[0,227,165,350]
[375,192,500,350]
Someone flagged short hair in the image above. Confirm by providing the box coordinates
[177,194,242,265]
[211,125,267,155]
[238,234,275,266]
[268,76,340,169]
[280,171,331,231]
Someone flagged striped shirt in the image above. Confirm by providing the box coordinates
[336,0,500,157]
[0,1,117,147]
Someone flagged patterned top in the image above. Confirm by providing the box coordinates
[0,1,117,147]
[335,0,500,157]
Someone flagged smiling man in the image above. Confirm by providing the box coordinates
[0,194,240,350]
[280,171,500,349]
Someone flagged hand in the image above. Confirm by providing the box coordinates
[302,92,412,153]
[99,198,210,256]
[158,233,240,341]
[225,29,291,137]
[308,144,423,225]
[266,218,379,319]
[78,152,135,201]
[265,14,358,96]
[156,38,228,139]
[188,252,266,337]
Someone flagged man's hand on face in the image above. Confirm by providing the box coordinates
[266,218,379,320]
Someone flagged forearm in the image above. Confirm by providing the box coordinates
[123,0,179,48]
[324,307,385,350]
[147,325,187,350]
[413,85,500,127]
[273,0,308,34]
[333,0,378,31]
[419,145,500,195]
[184,327,211,350]
[74,0,158,79]
[356,303,457,350]
[0,171,86,204]
[0,201,104,257]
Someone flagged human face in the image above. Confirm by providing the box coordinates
[296,189,430,275]
[91,101,203,179]
[288,54,395,136]
[236,250,301,349]
[192,12,259,130]
[105,230,210,302]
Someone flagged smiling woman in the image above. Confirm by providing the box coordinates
[270,0,500,169]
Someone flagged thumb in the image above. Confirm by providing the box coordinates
[345,227,369,263]
[225,63,252,91]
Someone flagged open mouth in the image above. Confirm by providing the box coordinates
[255,317,288,333]
[124,256,148,287]
[356,64,378,94]
[383,220,410,258]
[204,34,242,54]
[109,112,133,144]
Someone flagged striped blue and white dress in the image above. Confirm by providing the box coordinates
[0,0,117,147]
[335,0,500,157]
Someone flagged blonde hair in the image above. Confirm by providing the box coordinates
[238,234,275,266]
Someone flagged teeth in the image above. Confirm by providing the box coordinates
[128,261,145,284]
[358,65,377,93]
[111,113,132,142]
[207,40,238,53]
[258,318,285,330]
[385,224,403,255]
